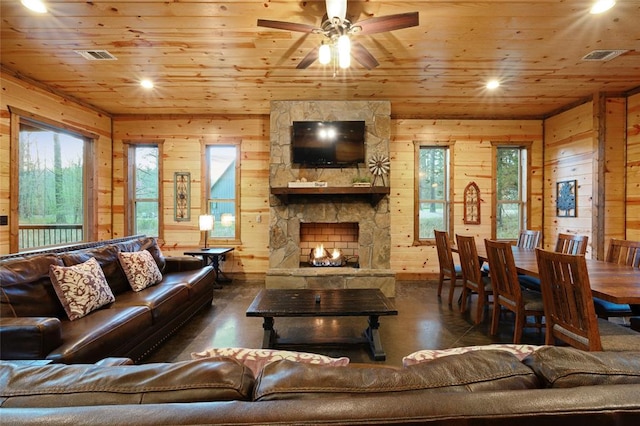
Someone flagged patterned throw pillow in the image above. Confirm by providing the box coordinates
[191,347,350,376]
[402,344,545,367]
[118,250,163,292]
[49,257,115,321]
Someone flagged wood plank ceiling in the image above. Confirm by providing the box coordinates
[1,1,639,119]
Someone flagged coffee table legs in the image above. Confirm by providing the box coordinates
[261,317,276,349]
[364,315,386,361]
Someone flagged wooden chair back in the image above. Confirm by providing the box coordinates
[434,230,456,276]
[535,248,601,351]
[555,233,588,255]
[517,230,541,249]
[485,239,522,310]
[606,239,640,268]
[456,234,483,288]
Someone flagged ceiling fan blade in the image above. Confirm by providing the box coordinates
[351,41,379,70]
[257,19,317,33]
[296,47,320,69]
[355,12,419,35]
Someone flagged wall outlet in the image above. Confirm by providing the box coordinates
[256,214,261,223]
[0,215,7,226]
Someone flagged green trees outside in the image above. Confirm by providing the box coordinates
[496,147,522,239]
[133,146,159,236]
[418,147,447,239]
[19,127,84,248]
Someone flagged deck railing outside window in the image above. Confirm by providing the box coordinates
[19,224,83,250]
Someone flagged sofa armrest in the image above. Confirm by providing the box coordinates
[94,357,134,366]
[0,317,62,360]
[164,256,204,273]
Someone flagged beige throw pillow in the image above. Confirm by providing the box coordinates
[118,250,163,291]
[49,257,115,321]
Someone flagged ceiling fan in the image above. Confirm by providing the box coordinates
[257,0,419,70]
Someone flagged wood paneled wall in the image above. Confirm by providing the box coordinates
[0,70,113,254]
[111,115,271,278]
[628,93,640,241]
[390,119,543,279]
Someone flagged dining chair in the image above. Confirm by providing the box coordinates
[520,232,588,292]
[516,229,542,249]
[554,233,589,255]
[593,239,640,320]
[535,248,640,351]
[485,239,544,343]
[456,234,492,324]
[434,230,463,306]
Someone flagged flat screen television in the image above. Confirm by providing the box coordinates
[291,121,365,166]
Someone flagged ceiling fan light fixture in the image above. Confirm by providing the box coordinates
[319,44,332,65]
[326,0,347,21]
[338,35,351,68]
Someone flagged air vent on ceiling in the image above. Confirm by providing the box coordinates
[74,50,117,61]
[581,49,628,61]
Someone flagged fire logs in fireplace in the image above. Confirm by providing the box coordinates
[309,244,346,267]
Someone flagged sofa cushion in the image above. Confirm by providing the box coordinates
[117,236,166,273]
[49,258,115,321]
[113,283,190,324]
[118,250,163,291]
[60,245,130,295]
[46,306,153,364]
[157,267,215,300]
[191,347,349,376]
[403,344,544,366]
[0,254,65,318]
[254,350,540,401]
[0,358,255,407]
[523,346,640,388]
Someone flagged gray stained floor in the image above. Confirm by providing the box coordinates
[144,280,547,367]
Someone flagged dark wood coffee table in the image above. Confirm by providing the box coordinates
[246,288,397,361]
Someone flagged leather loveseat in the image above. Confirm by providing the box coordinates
[1,346,639,425]
[0,236,215,363]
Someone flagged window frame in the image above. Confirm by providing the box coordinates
[123,140,164,239]
[9,106,97,252]
[414,141,454,245]
[491,142,532,240]
[202,141,241,244]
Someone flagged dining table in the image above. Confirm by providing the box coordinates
[453,244,640,312]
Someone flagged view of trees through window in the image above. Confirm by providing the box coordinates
[19,122,84,249]
[417,146,449,239]
[207,145,238,239]
[496,147,525,239]
[132,146,159,237]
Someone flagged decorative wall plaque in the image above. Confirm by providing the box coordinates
[463,182,481,225]
[174,172,190,221]
[556,179,576,217]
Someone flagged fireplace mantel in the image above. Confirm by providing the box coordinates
[270,186,390,205]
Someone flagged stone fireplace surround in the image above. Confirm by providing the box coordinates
[266,100,395,297]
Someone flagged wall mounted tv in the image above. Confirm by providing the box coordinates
[291,121,365,167]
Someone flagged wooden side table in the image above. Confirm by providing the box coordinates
[184,247,234,284]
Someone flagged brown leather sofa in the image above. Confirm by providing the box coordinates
[0,236,215,363]
[1,346,639,425]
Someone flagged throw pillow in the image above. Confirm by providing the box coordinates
[118,250,163,292]
[49,257,115,321]
[402,344,544,367]
[191,347,350,376]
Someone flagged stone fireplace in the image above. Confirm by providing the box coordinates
[266,100,395,296]
[300,222,358,265]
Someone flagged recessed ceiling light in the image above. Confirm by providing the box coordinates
[486,80,500,90]
[140,79,154,89]
[21,0,47,13]
[590,0,616,14]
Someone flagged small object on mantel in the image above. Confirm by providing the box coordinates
[315,294,321,304]
[288,181,328,188]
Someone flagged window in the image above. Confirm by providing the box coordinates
[12,110,96,251]
[415,144,452,242]
[494,145,529,239]
[205,144,239,241]
[127,144,161,237]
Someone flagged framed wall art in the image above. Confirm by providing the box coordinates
[556,179,576,217]
[174,172,191,221]
[463,182,481,225]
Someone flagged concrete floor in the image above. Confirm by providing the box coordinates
[144,280,547,367]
